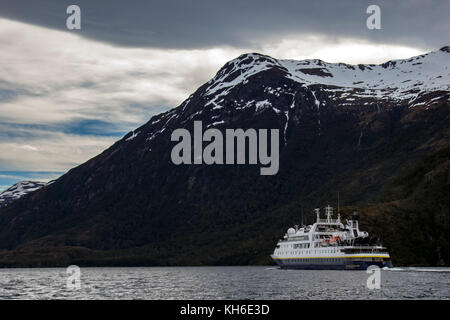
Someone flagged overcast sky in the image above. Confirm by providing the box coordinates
[0,0,449,190]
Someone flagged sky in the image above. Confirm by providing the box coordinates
[0,0,449,191]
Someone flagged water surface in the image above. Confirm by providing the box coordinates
[0,266,449,299]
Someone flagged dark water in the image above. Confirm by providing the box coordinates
[0,266,449,300]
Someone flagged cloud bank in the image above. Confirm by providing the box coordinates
[1,0,449,50]
[0,0,448,190]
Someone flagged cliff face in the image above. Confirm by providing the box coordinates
[0,49,449,267]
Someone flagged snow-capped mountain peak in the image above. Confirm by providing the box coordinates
[123,47,449,148]
[280,47,449,100]
[0,181,48,207]
[203,47,449,106]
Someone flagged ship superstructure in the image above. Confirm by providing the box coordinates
[271,206,392,270]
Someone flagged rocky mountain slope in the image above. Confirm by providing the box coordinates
[0,47,448,267]
[0,181,48,208]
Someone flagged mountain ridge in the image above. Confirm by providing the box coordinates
[0,181,48,208]
[121,47,449,150]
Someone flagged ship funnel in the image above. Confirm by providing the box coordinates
[349,211,360,230]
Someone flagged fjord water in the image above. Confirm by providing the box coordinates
[0,266,449,300]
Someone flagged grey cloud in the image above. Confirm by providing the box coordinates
[0,0,448,50]
[0,80,38,103]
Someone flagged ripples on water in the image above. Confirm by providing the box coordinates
[0,266,449,300]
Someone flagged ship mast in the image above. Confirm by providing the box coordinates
[325,205,333,222]
[337,192,340,215]
[301,206,304,227]
[337,192,341,223]
[314,208,320,223]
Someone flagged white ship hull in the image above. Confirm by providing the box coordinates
[271,253,392,270]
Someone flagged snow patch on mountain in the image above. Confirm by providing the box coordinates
[0,181,48,207]
[279,48,450,100]
[129,47,449,151]
[125,130,140,141]
[203,48,450,106]
[255,99,272,113]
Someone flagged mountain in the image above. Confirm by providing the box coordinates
[0,47,449,267]
[0,181,48,208]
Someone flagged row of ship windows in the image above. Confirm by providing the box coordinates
[280,242,338,249]
[286,235,333,241]
[293,243,310,249]
[283,258,346,263]
[284,257,384,263]
[279,249,340,255]
[279,243,309,248]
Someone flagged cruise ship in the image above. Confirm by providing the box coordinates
[271,206,392,270]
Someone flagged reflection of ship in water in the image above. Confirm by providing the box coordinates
[271,206,392,270]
